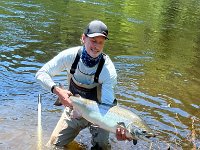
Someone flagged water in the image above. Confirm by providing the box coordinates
[0,0,199,149]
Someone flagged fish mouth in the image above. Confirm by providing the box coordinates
[139,130,156,138]
[145,132,156,138]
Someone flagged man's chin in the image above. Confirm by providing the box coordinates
[90,53,100,58]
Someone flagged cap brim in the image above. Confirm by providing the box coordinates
[87,33,109,40]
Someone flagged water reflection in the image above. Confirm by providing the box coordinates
[0,0,199,149]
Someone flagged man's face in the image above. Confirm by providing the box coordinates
[83,35,106,58]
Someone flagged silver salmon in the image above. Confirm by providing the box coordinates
[66,96,155,145]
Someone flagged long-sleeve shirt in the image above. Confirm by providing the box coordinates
[35,46,117,104]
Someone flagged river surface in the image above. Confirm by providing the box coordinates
[0,0,200,150]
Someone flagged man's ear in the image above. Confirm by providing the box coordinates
[81,34,86,44]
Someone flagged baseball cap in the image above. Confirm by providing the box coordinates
[84,20,109,39]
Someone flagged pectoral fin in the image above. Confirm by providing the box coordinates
[53,83,64,106]
[133,139,137,145]
[54,98,62,106]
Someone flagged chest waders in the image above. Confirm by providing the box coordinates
[69,49,112,149]
[69,48,106,102]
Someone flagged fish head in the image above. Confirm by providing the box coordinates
[127,122,156,141]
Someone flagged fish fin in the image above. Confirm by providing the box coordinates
[53,83,64,106]
[133,139,137,145]
[70,110,82,119]
[54,98,62,106]
[117,122,126,128]
[113,99,117,105]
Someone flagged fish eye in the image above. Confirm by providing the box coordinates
[142,130,147,133]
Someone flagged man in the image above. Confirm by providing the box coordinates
[36,20,128,150]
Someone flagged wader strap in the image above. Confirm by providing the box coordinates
[70,48,82,74]
[70,48,106,83]
[94,54,106,83]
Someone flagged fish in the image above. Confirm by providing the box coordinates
[54,95,155,145]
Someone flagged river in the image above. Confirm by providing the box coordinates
[0,0,199,149]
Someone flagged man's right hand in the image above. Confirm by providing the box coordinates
[53,86,73,108]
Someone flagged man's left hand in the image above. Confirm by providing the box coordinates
[116,126,130,141]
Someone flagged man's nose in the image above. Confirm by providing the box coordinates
[94,43,100,49]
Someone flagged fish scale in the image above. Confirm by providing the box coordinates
[69,96,155,144]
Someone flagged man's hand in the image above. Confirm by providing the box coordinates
[53,86,73,108]
[116,126,131,141]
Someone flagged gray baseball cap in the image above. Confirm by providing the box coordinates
[84,20,109,39]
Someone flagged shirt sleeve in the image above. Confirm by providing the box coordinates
[99,56,117,105]
[35,47,79,91]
